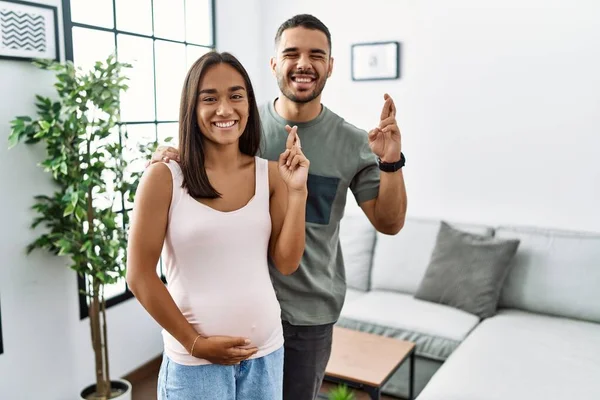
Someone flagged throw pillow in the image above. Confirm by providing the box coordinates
[339,211,376,291]
[414,221,520,319]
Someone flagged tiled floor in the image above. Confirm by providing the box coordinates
[129,359,399,400]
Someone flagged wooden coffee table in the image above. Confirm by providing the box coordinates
[319,327,416,400]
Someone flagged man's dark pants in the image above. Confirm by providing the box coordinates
[282,321,334,400]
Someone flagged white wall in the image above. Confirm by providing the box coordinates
[234,0,600,233]
[0,1,163,399]
[215,0,268,104]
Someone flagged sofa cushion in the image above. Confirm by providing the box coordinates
[414,222,520,319]
[370,218,493,294]
[344,287,368,305]
[417,309,600,400]
[337,290,480,361]
[339,204,376,291]
[496,226,600,324]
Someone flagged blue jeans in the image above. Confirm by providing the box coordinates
[157,346,284,400]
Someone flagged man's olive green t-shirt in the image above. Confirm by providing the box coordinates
[259,100,380,326]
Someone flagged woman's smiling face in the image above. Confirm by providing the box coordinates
[196,63,249,146]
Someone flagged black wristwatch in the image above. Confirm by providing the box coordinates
[378,152,406,172]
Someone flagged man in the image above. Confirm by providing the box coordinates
[152,14,407,400]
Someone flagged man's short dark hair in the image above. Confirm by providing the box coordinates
[274,14,332,53]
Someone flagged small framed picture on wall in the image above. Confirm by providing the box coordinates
[0,0,60,61]
[351,41,400,81]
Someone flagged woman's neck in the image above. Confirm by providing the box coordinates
[202,141,247,171]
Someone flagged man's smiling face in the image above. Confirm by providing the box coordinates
[272,26,334,104]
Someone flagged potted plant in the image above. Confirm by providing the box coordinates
[328,384,356,400]
[8,54,153,399]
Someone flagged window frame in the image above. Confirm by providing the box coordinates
[60,0,216,319]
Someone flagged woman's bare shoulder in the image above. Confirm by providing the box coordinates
[137,162,174,198]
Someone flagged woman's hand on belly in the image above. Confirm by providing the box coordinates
[194,335,258,365]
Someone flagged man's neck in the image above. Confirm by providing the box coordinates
[274,95,322,123]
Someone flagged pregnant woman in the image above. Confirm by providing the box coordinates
[126,51,309,399]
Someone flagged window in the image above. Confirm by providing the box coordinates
[61,0,216,319]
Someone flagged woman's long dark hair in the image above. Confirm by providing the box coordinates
[178,51,261,198]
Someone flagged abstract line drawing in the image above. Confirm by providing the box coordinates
[0,0,58,61]
[1,10,47,52]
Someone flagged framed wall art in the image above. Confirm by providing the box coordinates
[0,0,59,61]
[351,41,400,81]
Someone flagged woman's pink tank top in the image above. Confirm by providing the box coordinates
[161,157,283,365]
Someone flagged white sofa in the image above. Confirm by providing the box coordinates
[337,206,600,399]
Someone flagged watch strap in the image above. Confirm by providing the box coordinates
[378,152,406,172]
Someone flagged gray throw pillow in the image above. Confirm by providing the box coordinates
[414,221,520,319]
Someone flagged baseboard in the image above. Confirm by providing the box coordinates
[123,354,162,384]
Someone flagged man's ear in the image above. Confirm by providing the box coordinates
[270,57,277,76]
[327,56,334,78]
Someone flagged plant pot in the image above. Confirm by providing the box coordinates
[79,379,132,400]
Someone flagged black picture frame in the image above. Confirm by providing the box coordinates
[0,0,60,62]
[0,301,4,355]
[351,41,400,82]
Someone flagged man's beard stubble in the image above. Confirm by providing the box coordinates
[276,70,327,104]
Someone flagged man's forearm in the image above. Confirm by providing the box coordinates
[374,169,407,234]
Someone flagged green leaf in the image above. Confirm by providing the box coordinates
[75,206,87,222]
[52,237,71,254]
[82,240,93,252]
[58,242,72,256]
[8,130,20,148]
[10,121,25,132]
[26,235,51,254]
[63,203,75,217]
[34,195,52,201]
[10,115,32,127]
[33,130,46,139]
[70,192,79,207]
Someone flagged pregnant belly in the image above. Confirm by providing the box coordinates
[184,292,282,350]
